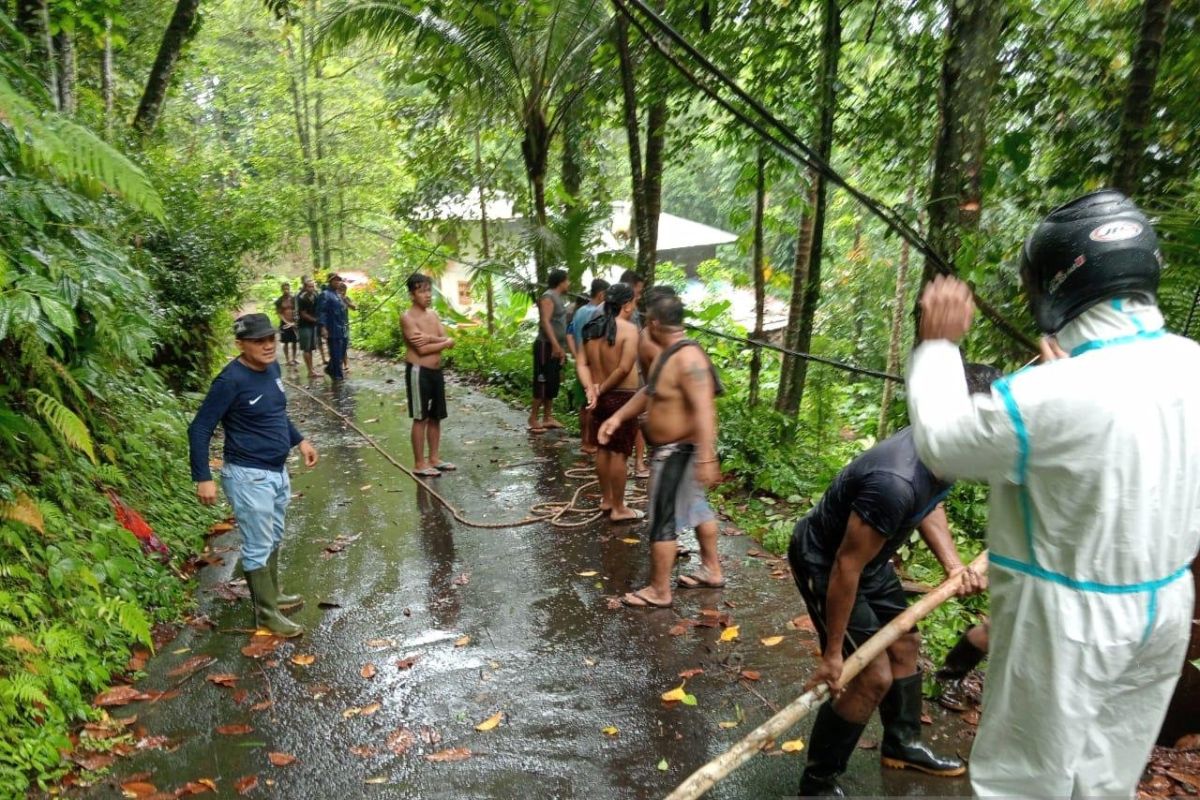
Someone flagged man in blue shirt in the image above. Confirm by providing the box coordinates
[188,313,319,637]
[319,274,350,381]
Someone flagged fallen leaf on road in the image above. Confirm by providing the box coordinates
[386,728,416,755]
[206,673,238,688]
[267,752,296,767]
[920,713,933,725]
[678,668,704,679]
[621,537,641,544]
[577,570,598,577]
[233,775,258,795]
[661,684,698,706]
[720,626,740,642]
[366,638,394,648]
[760,636,784,647]
[361,663,377,679]
[94,686,146,707]
[740,670,761,682]
[209,522,234,534]
[781,739,805,753]
[178,779,217,795]
[718,720,739,729]
[363,418,380,424]
[425,748,472,763]
[167,655,216,678]
[601,726,619,737]
[364,776,389,784]
[419,727,442,745]
[454,636,470,647]
[250,700,273,712]
[359,484,373,491]
[136,735,174,751]
[290,654,315,666]
[120,781,157,798]
[396,656,419,670]
[349,745,376,757]
[788,615,817,633]
[216,724,254,736]
[657,758,669,771]
[962,709,980,726]
[452,573,471,586]
[475,712,503,732]
[606,597,624,610]
[71,752,116,771]
[240,637,282,659]
[126,648,150,671]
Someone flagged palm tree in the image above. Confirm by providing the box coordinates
[317,0,610,284]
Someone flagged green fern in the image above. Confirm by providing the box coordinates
[27,390,95,464]
[0,74,164,221]
[0,673,51,710]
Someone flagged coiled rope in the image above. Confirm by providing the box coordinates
[285,378,646,529]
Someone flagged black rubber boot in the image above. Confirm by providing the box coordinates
[879,672,965,776]
[799,701,867,797]
[268,550,303,611]
[935,631,986,681]
[246,567,303,638]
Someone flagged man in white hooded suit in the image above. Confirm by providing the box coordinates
[907,189,1200,799]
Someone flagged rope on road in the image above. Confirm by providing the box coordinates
[285,379,645,530]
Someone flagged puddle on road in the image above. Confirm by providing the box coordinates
[79,361,976,799]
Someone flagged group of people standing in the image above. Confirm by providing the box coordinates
[189,189,1198,799]
[272,274,354,381]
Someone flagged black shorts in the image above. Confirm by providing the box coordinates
[532,338,562,400]
[279,325,298,344]
[406,363,447,421]
[788,518,911,657]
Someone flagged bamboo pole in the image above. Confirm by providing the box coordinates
[663,550,990,800]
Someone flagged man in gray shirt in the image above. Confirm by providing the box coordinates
[529,269,571,433]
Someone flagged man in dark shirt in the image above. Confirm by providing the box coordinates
[296,276,320,378]
[319,275,349,382]
[789,366,997,796]
[188,313,319,637]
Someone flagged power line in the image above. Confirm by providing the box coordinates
[610,0,1039,354]
[686,324,903,383]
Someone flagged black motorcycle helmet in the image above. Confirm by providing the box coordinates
[1020,189,1162,333]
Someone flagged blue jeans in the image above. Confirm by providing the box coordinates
[221,464,290,571]
[326,336,348,380]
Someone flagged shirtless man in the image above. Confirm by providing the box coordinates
[599,293,725,608]
[275,282,299,366]
[400,274,456,478]
[577,283,641,522]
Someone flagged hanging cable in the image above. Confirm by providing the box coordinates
[609,0,1039,354]
[685,324,903,383]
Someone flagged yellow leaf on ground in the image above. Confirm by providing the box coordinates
[781,739,805,753]
[621,538,640,544]
[361,663,377,679]
[661,685,688,703]
[475,712,503,732]
[760,635,784,647]
[718,720,739,729]
[366,638,393,648]
[720,626,740,642]
[360,703,381,716]
[601,726,619,737]
[360,484,373,491]
[577,570,598,577]
[454,636,470,647]
[290,654,315,666]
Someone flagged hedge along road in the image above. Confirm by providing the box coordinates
[82,358,975,799]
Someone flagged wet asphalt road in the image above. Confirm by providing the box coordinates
[80,359,974,799]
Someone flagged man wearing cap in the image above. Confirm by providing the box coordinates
[908,190,1200,798]
[188,313,319,638]
[319,275,349,381]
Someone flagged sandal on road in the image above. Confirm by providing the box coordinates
[677,566,726,589]
[609,508,645,523]
[414,466,442,477]
[433,462,457,471]
[620,590,672,609]
[527,425,547,434]
[542,419,565,429]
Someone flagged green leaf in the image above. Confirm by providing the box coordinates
[657,758,669,771]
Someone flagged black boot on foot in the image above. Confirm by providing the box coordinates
[935,631,986,682]
[799,701,867,797]
[879,672,965,776]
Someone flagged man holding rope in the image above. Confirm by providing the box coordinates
[908,190,1200,798]
[790,367,994,795]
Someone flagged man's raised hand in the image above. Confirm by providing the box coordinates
[919,275,975,344]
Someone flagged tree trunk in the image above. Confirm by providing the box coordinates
[1112,0,1172,195]
[476,131,495,335]
[561,105,583,208]
[614,11,668,287]
[285,36,322,273]
[748,149,767,408]
[310,0,332,270]
[775,0,840,415]
[920,0,1005,296]
[17,0,58,109]
[521,104,551,286]
[101,18,115,137]
[133,0,202,136]
[878,187,915,438]
[55,30,76,115]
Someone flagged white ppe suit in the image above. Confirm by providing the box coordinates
[907,298,1200,799]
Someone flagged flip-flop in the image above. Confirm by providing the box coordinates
[527,425,547,434]
[542,419,564,429]
[414,467,442,477]
[620,590,673,609]
[433,462,457,471]
[609,508,645,523]
[634,468,651,479]
[677,569,727,589]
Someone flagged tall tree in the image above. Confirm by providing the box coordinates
[920,0,1005,292]
[17,0,58,108]
[748,148,766,407]
[776,0,840,415]
[101,17,115,136]
[284,33,322,273]
[614,11,669,286]
[55,29,76,114]
[318,0,609,284]
[132,0,202,136]
[878,186,917,438]
[1112,0,1173,195]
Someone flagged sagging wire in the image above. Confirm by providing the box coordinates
[609,0,1039,355]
